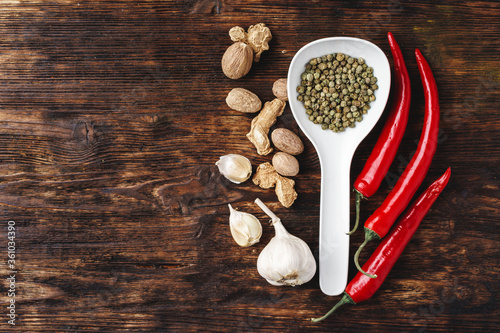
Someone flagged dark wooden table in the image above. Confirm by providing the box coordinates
[0,1,498,332]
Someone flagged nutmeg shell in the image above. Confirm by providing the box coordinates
[272,152,299,177]
[271,128,304,155]
[221,42,253,79]
[226,88,261,113]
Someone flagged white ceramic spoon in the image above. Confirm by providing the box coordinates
[287,37,391,296]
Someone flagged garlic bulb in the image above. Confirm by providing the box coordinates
[216,154,252,184]
[228,204,262,247]
[255,198,316,286]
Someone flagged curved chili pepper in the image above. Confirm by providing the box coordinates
[348,32,411,235]
[354,48,440,277]
[312,168,451,322]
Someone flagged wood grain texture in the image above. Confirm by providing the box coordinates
[0,0,498,332]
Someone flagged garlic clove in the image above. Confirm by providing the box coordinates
[216,154,252,184]
[228,204,262,247]
[255,198,317,286]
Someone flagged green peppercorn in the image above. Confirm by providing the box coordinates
[298,52,379,133]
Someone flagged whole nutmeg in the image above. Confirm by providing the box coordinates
[272,152,299,177]
[271,128,304,155]
[226,88,261,113]
[272,78,288,101]
[221,42,253,79]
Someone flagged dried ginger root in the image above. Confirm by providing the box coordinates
[247,98,285,156]
[252,162,278,188]
[229,23,272,62]
[274,176,297,208]
[253,162,297,208]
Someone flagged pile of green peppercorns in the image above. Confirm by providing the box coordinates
[296,53,379,132]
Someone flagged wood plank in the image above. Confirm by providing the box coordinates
[0,0,498,331]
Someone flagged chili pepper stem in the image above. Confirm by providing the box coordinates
[354,228,380,278]
[347,190,364,235]
[311,293,355,323]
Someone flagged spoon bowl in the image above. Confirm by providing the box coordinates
[287,37,391,296]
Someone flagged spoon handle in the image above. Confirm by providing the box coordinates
[318,149,352,296]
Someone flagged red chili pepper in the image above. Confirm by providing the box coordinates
[354,48,440,278]
[348,32,411,235]
[312,168,451,323]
